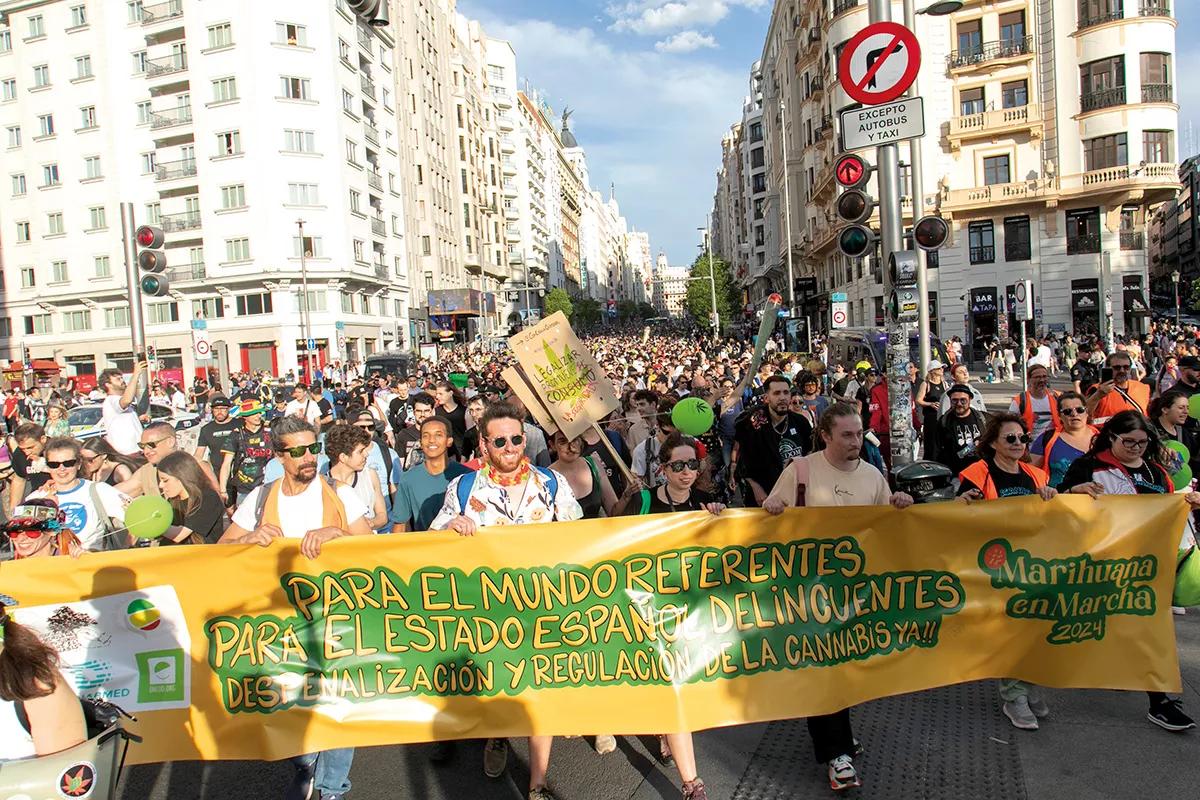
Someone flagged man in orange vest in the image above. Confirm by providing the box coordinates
[1007,364,1060,441]
[1086,351,1150,424]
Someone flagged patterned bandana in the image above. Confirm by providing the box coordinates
[482,458,531,487]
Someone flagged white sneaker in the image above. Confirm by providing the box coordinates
[1003,696,1039,730]
[593,734,617,754]
[828,755,861,791]
[1172,606,1187,615]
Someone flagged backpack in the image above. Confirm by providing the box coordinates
[90,481,123,551]
[454,467,560,519]
[229,427,272,490]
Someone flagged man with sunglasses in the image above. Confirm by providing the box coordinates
[221,416,371,800]
[430,402,581,796]
[119,422,218,499]
[28,438,127,551]
[934,384,988,476]
[1086,351,1150,424]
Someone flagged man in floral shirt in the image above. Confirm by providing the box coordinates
[430,401,581,800]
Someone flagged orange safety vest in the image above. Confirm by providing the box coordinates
[958,459,1048,500]
[1038,425,1099,465]
[1091,380,1150,420]
[1013,390,1061,433]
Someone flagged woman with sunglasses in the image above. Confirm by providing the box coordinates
[548,431,620,519]
[1058,410,1200,732]
[79,439,137,488]
[618,430,720,800]
[4,498,81,559]
[155,451,228,545]
[1028,391,1097,488]
[27,438,128,551]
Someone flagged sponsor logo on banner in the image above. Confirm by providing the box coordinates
[137,648,186,703]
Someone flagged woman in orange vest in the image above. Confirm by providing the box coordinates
[957,412,1057,732]
[1029,391,1098,487]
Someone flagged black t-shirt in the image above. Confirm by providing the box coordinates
[438,404,468,452]
[226,424,273,489]
[937,412,985,475]
[624,487,715,515]
[956,458,1039,498]
[316,398,334,419]
[197,418,238,470]
[733,409,813,495]
[395,426,423,470]
[1127,461,1169,494]
[581,432,630,497]
[178,488,226,544]
[1071,360,1100,393]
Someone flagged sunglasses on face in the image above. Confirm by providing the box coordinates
[8,528,48,541]
[1060,406,1087,416]
[490,435,525,449]
[1118,437,1149,449]
[46,458,79,469]
[950,397,970,405]
[280,442,322,458]
[1001,434,1033,445]
[138,438,172,450]
[666,458,701,473]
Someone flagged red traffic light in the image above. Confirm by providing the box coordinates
[913,215,950,252]
[835,154,870,189]
[136,225,165,249]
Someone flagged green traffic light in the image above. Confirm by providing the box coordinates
[140,274,169,296]
[839,226,871,258]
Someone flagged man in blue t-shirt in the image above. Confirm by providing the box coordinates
[390,416,472,532]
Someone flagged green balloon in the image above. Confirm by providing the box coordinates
[1165,439,1191,472]
[1175,548,1200,607]
[124,495,173,540]
[1189,393,1200,421]
[672,397,715,436]
[1172,464,1194,491]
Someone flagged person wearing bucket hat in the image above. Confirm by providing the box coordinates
[0,592,88,761]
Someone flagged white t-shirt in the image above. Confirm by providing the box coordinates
[101,394,143,456]
[284,398,321,425]
[231,478,368,538]
[30,479,128,551]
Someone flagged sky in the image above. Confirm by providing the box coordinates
[461,1,1200,267]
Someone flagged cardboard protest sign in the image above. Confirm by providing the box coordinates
[501,366,558,435]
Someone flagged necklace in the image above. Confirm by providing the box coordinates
[661,485,691,512]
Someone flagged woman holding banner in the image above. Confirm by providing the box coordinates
[1058,410,1200,732]
[957,413,1056,732]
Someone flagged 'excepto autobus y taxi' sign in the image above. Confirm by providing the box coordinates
[839,97,926,151]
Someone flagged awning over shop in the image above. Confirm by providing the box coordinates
[1123,287,1151,317]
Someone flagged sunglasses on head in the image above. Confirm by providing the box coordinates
[46,458,79,469]
[1002,434,1033,445]
[279,442,322,458]
[490,434,525,449]
[666,458,701,473]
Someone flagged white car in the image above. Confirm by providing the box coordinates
[68,402,201,441]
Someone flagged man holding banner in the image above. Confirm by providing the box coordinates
[431,401,582,800]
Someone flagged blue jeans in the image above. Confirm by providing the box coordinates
[294,748,354,796]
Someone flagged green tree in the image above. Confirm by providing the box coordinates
[544,287,573,320]
[685,254,740,330]
[573,296,602,328]
[637,302,656,320]
[617,299,639,321]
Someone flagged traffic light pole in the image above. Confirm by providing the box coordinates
[297,219,316,384]
[868,0,916,472]
[120,203,148,359]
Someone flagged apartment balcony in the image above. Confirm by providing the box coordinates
[500,136,516,153]
[357,27,373,51]
[502,158,517,176]
[1121,230,1146,250]
[508,252,524,265]
[160,211,201,232]
[1139,2,1171,17]
[1078,9,1125,30]
[1067,234,1101,255]
[145,53,186,78]
[947,35,1033,71]
[370,217,386,237]
[809,75,825,99]
[142,0,183,26]
[374,263,388,280]
[155,158,197,182]
[1142,83,1174,104]
[498,114,515,132]
[492,88,513,108]
[360,74,376,100]
[504,206,519,220]
[150,105,192,130]
[832,0,859,17]
[168,263,206,282]
[364,121,380,146]
[812,118,833,142]
[1060,162,1179,200]
[367,171,383,191]
[502,181,518,197]
[812,161,835,199]
[943,177,1056,211]
[947,104,1042,150]
[1080,86,1125,113]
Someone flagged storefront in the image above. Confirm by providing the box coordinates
[241,342,281,376]
[1122,275,1150,336]
[968,287,999,362]
[1071,278,1101,339]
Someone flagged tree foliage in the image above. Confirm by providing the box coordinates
[573,296,602,327]
[685,254,740,330]
[544,287,574,320]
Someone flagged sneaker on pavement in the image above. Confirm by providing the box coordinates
[1003,696,1039,730]
[529,788,557,800]
[1027,694,1050,719]
[483,738,509,778]
[682,778,708,800]
[594,734,617,754]
[1148,698,1197,732]
[429,740,456,764]
[1172,606,1187,615]
[285,763,315,800]
[828,755,861,791]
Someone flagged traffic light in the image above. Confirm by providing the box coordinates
[888,250,920,323]
[348,0,390,26]
[835,167,876,259]
[135,224,169,297]
[912,215,950,252]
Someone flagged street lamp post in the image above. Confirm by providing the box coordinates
[1173,269,1182,326]
[296,219,315,383]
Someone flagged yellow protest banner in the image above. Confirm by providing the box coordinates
[508,311,620,439]
[0,495,1186,764]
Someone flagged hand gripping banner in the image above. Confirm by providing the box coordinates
[0,495,1187,764]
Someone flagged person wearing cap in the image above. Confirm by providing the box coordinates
[1070,342,1100,396]
[194,395,238,477]
[915,361,950,462]
[937,364,987,416]
[934,384,988,475]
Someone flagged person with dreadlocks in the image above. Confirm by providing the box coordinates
[3,497,81,559]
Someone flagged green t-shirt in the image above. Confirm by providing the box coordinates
[390,461,473,532]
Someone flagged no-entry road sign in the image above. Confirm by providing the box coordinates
[838,21,921,106]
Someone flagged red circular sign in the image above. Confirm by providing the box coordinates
[838,21,921,106]
[833,309,847,325]
[835,154,868,188]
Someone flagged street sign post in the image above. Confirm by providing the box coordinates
[840,96,925,150]
[831,292,850,329]
[837,21,921,106]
